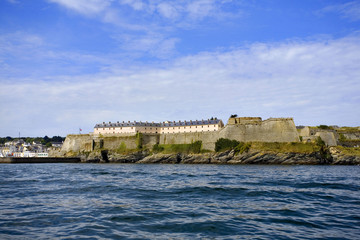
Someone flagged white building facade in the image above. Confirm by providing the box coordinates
[94,118,224,135]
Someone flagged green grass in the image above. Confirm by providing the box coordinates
[333,146,360,156]
[337,127,360,133]
[102,135,136,140]
[250,142,321,154]
[154,141,202,154]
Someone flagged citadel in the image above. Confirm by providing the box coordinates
[61,115,359,154]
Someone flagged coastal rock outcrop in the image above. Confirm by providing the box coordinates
[77,149,360,165]
[329,147,360,165]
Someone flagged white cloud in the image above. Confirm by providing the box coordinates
[186,0,216,20]
[0,32,125,78]
[157,2,180,20]
[45,0,243,59]
[119,0,145,11]
[118,0,241,26]
[114,33,179,58]
[6,0,19,4]
[320,1,360,21]
[48,0,111,15]
[1,35,360,136]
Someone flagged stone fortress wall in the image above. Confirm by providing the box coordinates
[297,126,338,146]
[61,117,302,153]
[160,117,299,150]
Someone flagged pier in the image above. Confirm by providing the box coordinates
[0,157,81,164]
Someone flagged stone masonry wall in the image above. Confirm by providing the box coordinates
[160,118,299,150]
[159,131,219,150]
[62,134,160,153]
[61,134,93,153]
[219,118,299,143]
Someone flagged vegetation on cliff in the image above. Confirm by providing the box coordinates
[332,146,360,156]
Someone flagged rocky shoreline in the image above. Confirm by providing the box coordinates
[79,148,360,165]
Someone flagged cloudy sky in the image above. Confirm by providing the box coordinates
[1,0,359,137]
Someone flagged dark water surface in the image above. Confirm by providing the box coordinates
[0,164,359,239]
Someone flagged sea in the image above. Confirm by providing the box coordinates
[0,164,359,239]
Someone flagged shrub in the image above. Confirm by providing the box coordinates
[315,136,326,147]
[116,142,127,153]
[152,144,164,153]
[136,133,143,150]
[215,138,240,152]
[339,133,347,142]
[234,142,251,155]
[318,125,331,130]
[189,141,202,154]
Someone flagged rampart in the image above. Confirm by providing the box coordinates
[61,133,159,154]
[219,118,299,143]
[159,131,219,150]
[61,118,300,153]
[61,134,93,153]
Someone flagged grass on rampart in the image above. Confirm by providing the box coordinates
[152,141,202,154]
[250,142,321,154]
[333,146,360,156]
[337,127,360,133]
[101,135,137,140]
[214,138,323,154]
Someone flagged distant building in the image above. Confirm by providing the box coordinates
[50,142,63,148]
[161,119,224,134]
[0,140,49,158]
[94,118,224,135]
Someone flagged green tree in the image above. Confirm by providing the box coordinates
[45,142,52,148]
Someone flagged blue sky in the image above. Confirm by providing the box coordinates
[1,0,360,137]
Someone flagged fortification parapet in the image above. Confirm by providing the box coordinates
[228,117,262,125]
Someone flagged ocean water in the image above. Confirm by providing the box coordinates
[0,164,359,240]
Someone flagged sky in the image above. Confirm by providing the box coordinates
[0,0,360,137]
